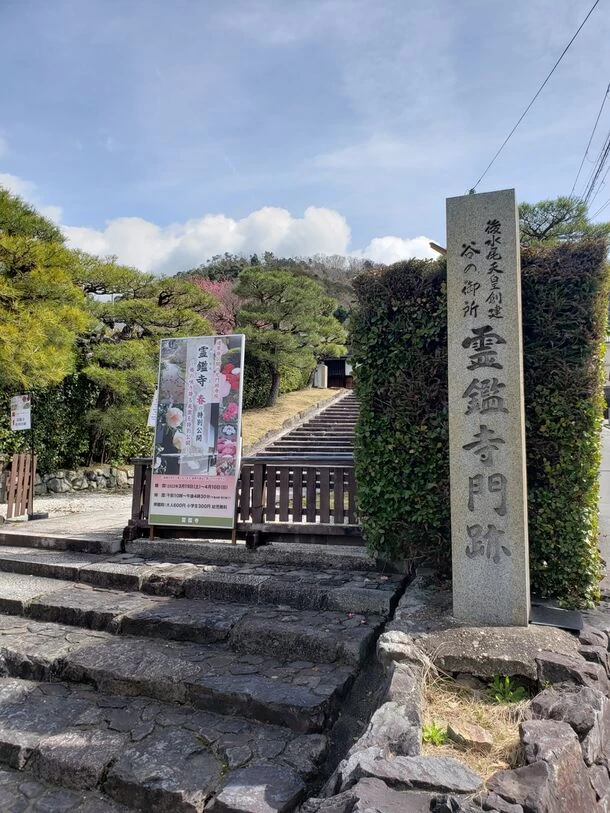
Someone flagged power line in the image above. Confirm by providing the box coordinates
[591,195,610,218]
[470,0,601,193]
[587,160,610,206]
[579,128,610,198]
[570,82,610,197]
[582,131,610,203]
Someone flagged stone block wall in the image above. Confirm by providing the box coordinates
[33,467,134,496]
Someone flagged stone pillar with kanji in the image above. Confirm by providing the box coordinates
[446,188,529,626]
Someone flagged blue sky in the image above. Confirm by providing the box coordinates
[1,0,610,273]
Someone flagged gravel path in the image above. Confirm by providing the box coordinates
[1,490,132,520]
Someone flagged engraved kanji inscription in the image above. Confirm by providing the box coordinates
[462,378,507,415]
[461,242,481,259]
[466,524,511,563]
[463,424,505,466]
[463,300,479,318]
[468,473,507,516]
[462,325,506,370]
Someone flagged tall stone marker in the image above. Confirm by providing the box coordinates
[446,189,529,626]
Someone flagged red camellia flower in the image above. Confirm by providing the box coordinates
[221,364,240,391]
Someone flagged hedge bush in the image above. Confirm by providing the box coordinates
[352,239,609,606]
[351,259,450,567]
[521,241,609,605]
[0,375,96,473]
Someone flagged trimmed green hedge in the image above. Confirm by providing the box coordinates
[352,240,609,606]
[522,241,609,605]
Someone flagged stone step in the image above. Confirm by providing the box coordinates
[0,571,379,665]
[287,428,355,433]
[0,538,376,570]
[0,763,129,812]
[125,539,376,570]
[0,615,353,732]
[0,547,403,616]
[281,438,354,443]
[0,677,326,812]
[0,528,121,555]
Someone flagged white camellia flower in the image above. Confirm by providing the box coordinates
[160,362,185,402]
[165,407,184,429]
[172,432,186,451]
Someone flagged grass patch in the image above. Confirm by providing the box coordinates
[422,673,527,780]
[242,388,346,449]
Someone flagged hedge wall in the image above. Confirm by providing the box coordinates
[352,239,609,606]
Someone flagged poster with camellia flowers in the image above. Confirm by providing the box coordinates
[148,334,245,529]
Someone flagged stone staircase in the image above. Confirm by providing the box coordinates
[0,541,405,811]
[263,393,358,457]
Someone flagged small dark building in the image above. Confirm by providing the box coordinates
[323,356,354,389]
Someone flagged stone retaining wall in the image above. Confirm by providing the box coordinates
[303,572,610,812]
[33,466,134,496]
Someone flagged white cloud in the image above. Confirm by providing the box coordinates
[0,170,437,272]
[0,173,35,198]
[355,235,437,264]
[39,205,63,224]
[0,174,63,223]
[65,207,436,272]
[64,206,353,274]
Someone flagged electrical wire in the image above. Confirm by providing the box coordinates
[470,0,601,193]
[570,82,610,197]
[587,161,610,206]
[582,132,610,203]
[591,195,610,218]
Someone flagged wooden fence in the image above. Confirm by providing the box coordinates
[6,453,36,519]
[125,454,361,545]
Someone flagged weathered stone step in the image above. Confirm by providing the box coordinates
[0,547,403,616]
[0,515,122,555]
[0,677,325,812]
[0,572,378,665]
[0,763,129,812]
[0,614,353,732]
[0,538,377,570]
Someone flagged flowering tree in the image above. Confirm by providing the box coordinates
[191,278,242,334]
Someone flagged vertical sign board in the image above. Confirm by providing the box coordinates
[446,189,530,626]
[148,335,245,529]
[10,395,31,431]
[147,389,159,429]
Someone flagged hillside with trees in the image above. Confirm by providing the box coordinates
[0,188,347,468]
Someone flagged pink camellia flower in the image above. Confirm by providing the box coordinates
[222,403,238,421]
[165,407,183,429]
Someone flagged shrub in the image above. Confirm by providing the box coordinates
[351,259,450,567]
[521,241,609,605]
[352,240,609,606]
[242,352,273,409]
[0,375,97,473]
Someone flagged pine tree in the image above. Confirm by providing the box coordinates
[235,267,346,406]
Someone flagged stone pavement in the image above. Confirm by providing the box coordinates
[0,539,406,811]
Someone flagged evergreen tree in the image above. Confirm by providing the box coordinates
[235,267,346,406]
[75,258,217,462]
[0,190,90,390]
[519,196,610,246]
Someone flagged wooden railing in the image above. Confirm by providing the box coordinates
[125,454,361,544]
